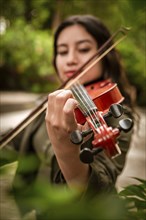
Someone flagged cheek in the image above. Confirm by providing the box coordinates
[56,63,67,82]
[88,61,103,78]
[56,57,64,74]
[94,62,103,78]
[56,57,61,70]
[94,61,103,76]
[80,61,103,84]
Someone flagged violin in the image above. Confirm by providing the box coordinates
[69,79,133,163]
[0,27,133,162]
[74,79,124,124]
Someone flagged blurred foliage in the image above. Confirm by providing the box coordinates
[118,38,145,106]
[0,0,145,105]
[0,19,59,93]
[1,162,146,220]
[119,178,146,220]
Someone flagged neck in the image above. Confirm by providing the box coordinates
[83,76,104,87]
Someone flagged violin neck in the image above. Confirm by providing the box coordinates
[71,83,101,129]
[71,83,97,114]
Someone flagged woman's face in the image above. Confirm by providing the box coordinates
[55,24,103,84]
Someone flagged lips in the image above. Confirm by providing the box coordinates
[65,71,77,78]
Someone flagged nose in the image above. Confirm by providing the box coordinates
[66,49,78,65]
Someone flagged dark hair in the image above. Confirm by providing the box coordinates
[53,15,135,108]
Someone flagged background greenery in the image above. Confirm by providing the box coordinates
[0,2,145,219]
[0,162,146,220]
[0,0,145,105]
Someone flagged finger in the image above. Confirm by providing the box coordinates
[46,89,68,117]
[52,90,73,117]
[46,90,73,126]
[54,90,73,108]
[46,90,63,122]
[48,90,64,108]
[62,98,78,131]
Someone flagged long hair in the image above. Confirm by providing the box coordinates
[53,15,136,108]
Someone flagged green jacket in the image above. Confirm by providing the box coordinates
[1,108,133,214]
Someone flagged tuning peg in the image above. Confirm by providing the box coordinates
[70,129,93,145]
[104,104,124,119]
[80,147,103,163]
[109,104,124,118]
[79,148,93,163]
[70,130,83,145]
[118,118,134,132]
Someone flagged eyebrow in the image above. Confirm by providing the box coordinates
[57,39,93,48]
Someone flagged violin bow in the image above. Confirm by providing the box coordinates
[0,27,130,149]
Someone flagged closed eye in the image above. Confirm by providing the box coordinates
[57,50,68,55]
[79,48,91,53]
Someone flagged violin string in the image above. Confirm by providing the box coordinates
[75,82,101,128]
[72,90,97,129]
[71,84,88,116]
[73,84,99,129]
[71,84,91,115]
[72,82,95,114]
[71,82,100,128]
[76,82,96,110]
[72,82,97,117]
[71,82,94,114]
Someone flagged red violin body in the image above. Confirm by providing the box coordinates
[75,79,124,125]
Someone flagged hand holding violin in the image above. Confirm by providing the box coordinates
[45,89,90,190]
[45,79,133,191]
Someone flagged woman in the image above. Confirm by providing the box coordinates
[4,15,135,214]
[45,14,135,193]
